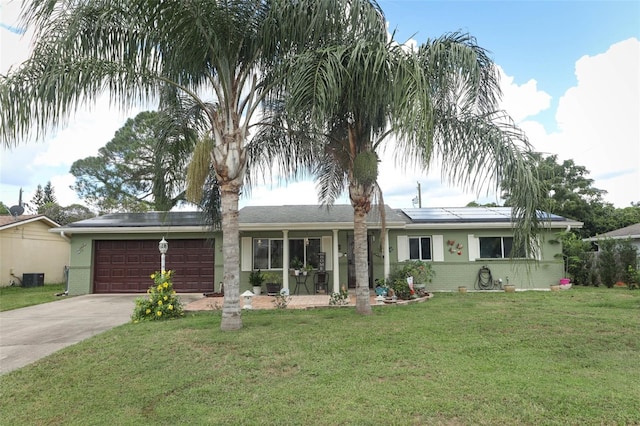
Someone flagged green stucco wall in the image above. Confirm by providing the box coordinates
[67,226,564,295]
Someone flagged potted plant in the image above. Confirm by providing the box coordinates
[291,257,303,275]
[248,270,264,295]
[303,263,313,276]
[263,271,283,295]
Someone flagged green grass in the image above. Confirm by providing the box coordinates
[1,287,638,425]
[0,283,66,311]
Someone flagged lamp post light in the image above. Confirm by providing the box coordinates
[159,237,169,272]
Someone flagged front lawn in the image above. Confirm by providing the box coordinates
[0,283,66,311]
[0,287,638,425]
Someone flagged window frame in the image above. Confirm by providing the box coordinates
[252,238,283,270]
[408,236,433,261]
[252,237,323,270]
[478,236,526,259]
[289,237,321,268]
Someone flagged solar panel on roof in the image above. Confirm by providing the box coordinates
[402,207,568,223]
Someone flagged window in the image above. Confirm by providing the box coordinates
[409,236,432,260]
[479,237,525,259]
[253,238,322,270]
[289,238,321,268]
[253,239,283,270]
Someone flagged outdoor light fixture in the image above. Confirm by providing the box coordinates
[159,237,169,271]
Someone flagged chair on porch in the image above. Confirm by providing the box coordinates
[314,272,328,294]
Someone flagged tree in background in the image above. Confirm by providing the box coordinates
[71,110,196,213]
[38,203,95,225]
[29,181,56,213]
[502,153,640,237]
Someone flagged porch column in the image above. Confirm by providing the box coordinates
[282,230,290,292]
[383,228,390,280]
[332,229,340,293]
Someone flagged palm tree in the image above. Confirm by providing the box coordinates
[0,0,387,329]
[282,32,542,314]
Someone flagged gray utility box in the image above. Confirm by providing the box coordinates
[22,273,45,287]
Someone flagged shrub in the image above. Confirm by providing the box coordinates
[273,288,292,309]
[329,287,349,306]
[132,270,184,322]
[597,239,618,288]
[383,260,435,299]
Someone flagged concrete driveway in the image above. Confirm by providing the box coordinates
[0,293,201,375]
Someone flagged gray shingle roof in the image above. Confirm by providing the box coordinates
[588,223,640,239]
[239,205,407,225]
[58,205,581,231]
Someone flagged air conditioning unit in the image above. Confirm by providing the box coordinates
[22,273,44,287]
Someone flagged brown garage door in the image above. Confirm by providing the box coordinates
[94,239,215,293]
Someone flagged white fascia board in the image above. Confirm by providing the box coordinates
[48,226,210,236]
[1,216,60,231]
[584,234,640,242]
[239,222,407,231]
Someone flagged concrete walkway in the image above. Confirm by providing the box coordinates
[0,293,202,375]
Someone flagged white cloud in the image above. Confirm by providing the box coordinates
[528,38,640,207]
[498,66,552,122]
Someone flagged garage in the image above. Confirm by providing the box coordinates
[94,239,215,293]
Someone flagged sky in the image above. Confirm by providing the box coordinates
[1,0,639,213]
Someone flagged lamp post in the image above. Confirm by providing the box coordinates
[159,237,168,272]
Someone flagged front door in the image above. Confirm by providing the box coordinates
[347,234,373,289]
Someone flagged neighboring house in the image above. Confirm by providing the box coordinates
[0,214,69,286]
[583,223,640,253]
[52,206,581,295]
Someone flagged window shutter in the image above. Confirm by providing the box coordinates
[321,236,333,270]
[534,236,542,260]
[432,235,444,262]
[397,235,409,261]
[467,234,479,261]
[241,237,252,271]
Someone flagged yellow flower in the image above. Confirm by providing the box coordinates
[157,285,162,291]
[163,295,168,301]
[157,311,162,316]
[158,300,163,306]
[150,273,155,279]
[168,304,174,310]
[163,282,169,288]
[146,309,151,314]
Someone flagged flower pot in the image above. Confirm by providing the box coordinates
[266,283,281,296]
[550,284,560,292]
[458,286,467,294]
[559,278,571,285]
[252,286,262,296]
[504,284,516,293]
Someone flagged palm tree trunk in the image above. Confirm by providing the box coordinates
[353,204,372,314]
[219,182,242,331]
